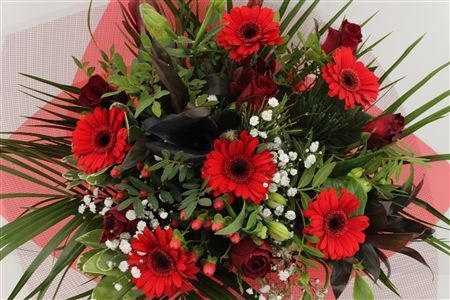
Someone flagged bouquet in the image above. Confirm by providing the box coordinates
[1,0,449,299]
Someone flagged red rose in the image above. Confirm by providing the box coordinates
[229,238,273,279]
[363,113,405,149]
[100,207,138,242]
[230,65,278,110]
[79,75,128,108]
[322,20,362,54]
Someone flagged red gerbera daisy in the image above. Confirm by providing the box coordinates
[218,6,283,62]
[321,47,379,110]
[303,188,369,260]
[201,131,276,204]
[128,226,199,298]
[72,107,130,173]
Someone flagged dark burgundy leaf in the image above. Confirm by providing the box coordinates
[204,73,230,98]
[355,244,381,281]
[121,140,149,171]
[330,260,353,299]
[367,232,420,251]
[396,247,433,275]
[374,248,391,278]
[364,199,388,233]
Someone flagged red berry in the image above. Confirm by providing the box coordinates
[169,238,181,250]
[140,168,151,179]
[203,218,212,230]
[110,167,121,179]
[139,190,149,199]
[170,218,180,228]
[229,233,241,244]
[190,252,199,263]
[132,97,139,108]
[191,219,203,231]
[213,199,225,211]
[203,262,216,277]
[180,210,187,221]
[136,162,144,171]
[211,222,223,232]
[115,191,126,201]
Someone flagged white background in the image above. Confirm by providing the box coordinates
[1,0,449,299]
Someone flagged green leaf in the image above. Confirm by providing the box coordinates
[353,273,375,300]
[198,197,212,206]
[298,165,316,188]
[312,162,336,187]
[402,106,450,137]
[92,276,133,300]
[19,73,80,94]
[379,35,425,84]
[82,249,123,277]
[285,0,320,44]
[76,229,104,248]
[405,90,450,124]
[383,61,450,115]
[216,202,246,235]
[303,244,325,258]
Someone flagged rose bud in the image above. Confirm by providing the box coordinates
[169,238,182,250]
[114,191,126,201]
[203,218,212,230]
[229,233,241,244]
[322,19,362,54]
[110,167,121,179]
[213,199,225,211]
[363,113,405,149]
[99,207,138,242]
[78,75,128,108]
[230,238,273,279]
[211,221,223,232]
[191,219,203,231]
[140,167,151,179]
[138,190,149,199]
[267,221,291,242]
[267,192,287,209]
[203,262,217,277]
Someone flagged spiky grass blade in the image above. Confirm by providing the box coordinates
[405,90,450,124]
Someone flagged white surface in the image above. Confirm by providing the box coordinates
[1,0,449,299]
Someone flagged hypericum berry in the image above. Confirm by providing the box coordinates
[190,252,199,263]
[203,218,212,230]
[191,219,203,231]
[211,221,223,232]
[203,262,216,277]
[180,210,188,221]
[229,233,241,244]
[114,191,126,201]
[213,199,225,211]
[170,218,180,228]
[139,190,149,199]
[140,167,151,179]
[110,167,121,179]
[169,238,182,250]
[132,97,139,108]
[136,162,144,171]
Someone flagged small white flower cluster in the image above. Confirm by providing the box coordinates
[248,97,280,140]
[304,141,320,169]
[78,188,106,215]
[268,138,299,197]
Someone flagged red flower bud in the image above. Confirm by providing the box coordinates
[139,190,149,199]
[363,113,405,149]
[169,238,182,250]
[114,191,126,201]
[191,219,203,231]
[213,199,225,211]
[230,233,241,244]
[211,222,223,232]
[140,167,151,179]
[110,167,121,179]
[170,218,180,228]
[203,262,216,277]
[203,218,212,230]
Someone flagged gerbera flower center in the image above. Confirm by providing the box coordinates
[239,22,261,40]
[91,126,115,152]
[324,210,348,237]
[148,249,175,276]
[223,156,255,184]
[340,68,361,91]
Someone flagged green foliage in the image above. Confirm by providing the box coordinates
[353,273,375,300]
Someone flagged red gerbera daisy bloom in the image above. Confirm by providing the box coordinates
[72,107,130,173]
[303,188,369,260]
[128,226,199,298]
[321,47,379,110]
[201,131,276,204]
[218,6,283,62]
